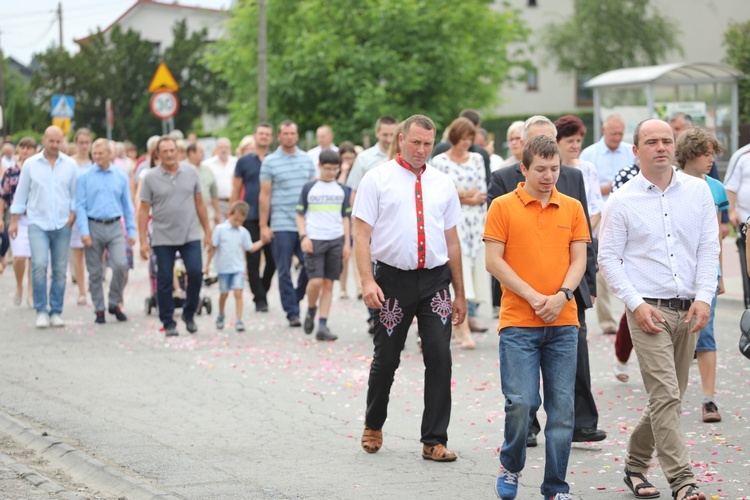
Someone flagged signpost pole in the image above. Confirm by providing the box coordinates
[105,98,113,140]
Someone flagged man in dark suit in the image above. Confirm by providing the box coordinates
[487,115,605,446]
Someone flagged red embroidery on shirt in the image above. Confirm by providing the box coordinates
[395,154,426,269]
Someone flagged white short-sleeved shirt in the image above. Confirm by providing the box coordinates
[724,153,750,220]
[352,158,462,270]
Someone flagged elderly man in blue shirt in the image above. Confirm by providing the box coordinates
[9,126,78,329]
[75,139,136,324]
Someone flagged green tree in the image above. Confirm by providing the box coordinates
[2,58,47,135]
[163,20,228,134]
[723,21,750,123]
[543,0,681,78]
[32,22,224,147]
[209,0,528,141]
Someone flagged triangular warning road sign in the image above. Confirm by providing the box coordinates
[148,62,179,93]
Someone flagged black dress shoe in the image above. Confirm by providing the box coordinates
[256,301,269,313]
[526,432,537,447]
[108,306,128,322]
[289,318,302,327]
[182,314,198,334]
[572,427,607,442]
[165,324,179,336]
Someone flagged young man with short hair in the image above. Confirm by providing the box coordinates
[484,135,589,500]
[675,127,727,423]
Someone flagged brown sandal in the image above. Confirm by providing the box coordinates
[422,443,457,462]
[361,426,382,453]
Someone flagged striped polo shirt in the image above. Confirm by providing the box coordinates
[259,146,315,232]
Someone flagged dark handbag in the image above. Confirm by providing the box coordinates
[739,309,750,360]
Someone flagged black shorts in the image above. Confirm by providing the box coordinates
[304,236,345,280]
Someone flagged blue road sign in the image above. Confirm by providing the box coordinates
[51,95,75,118]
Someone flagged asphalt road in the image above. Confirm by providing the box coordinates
[0,242,748,499]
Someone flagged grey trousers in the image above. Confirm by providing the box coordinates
[84,220,128,313]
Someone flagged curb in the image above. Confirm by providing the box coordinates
[0,410,180,500]
[0,450,82,500]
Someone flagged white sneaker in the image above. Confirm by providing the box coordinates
[50,314,65,327]
[614,361,629,383]
[36,312,50,329]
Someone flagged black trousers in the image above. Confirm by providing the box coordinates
[365,262,453,446]
[737,236,750,308]
[530,296,598,434]
[243,219,276,304]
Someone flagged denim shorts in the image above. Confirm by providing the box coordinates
[696,288,719,352]
[218,272,245,293]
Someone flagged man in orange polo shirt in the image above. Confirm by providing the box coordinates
[484,135,589,500]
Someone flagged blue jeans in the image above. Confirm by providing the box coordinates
[153,241,202,328]
[270,231,308,320]
[499,325,578,497]
[28,224,72,315]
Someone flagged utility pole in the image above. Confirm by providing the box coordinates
[58,2,63,49]
[257,0,267,123]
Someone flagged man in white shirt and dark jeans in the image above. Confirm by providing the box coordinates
[598,119,717,500]
[353,114,466,463]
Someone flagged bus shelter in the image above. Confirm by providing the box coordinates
[585,62,744,155]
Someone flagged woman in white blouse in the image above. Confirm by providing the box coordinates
[554,115,604,232]
[432,117,489,349]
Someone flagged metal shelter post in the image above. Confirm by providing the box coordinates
[593,89,601,142]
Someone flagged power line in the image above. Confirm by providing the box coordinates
[1,9,55,20]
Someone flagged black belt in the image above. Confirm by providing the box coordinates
[88,217,120,225]
[643,297,694,311]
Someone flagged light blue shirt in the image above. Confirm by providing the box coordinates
[259,146,315,232]
[579,137,636,199]
[211,220,253,274]
[10,151,77,231]
[75,163,136,238]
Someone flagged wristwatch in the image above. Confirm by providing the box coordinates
[299,234,307,241]
[558,288,574,301]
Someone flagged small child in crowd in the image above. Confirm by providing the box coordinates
[296,150,351,341]
[210,200,263,331]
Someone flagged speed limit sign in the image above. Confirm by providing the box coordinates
[150,91,179,120]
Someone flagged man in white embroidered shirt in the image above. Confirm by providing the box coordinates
[353,114,466,463]
[598,119,717,500]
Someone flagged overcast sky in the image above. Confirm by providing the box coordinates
[2,0,231,66]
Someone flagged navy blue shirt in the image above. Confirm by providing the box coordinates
[234,152,262,221]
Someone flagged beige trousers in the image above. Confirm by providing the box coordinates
[595,271,620,331]
[625,305,698,493]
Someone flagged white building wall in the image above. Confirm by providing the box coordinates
[114,3,228,52]
[490,0,750,118]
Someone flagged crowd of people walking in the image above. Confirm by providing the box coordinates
[1,107,744,500]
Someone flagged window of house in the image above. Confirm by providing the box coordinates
[576,73,593,106]
[527,68,538,91]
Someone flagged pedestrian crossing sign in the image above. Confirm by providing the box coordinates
[51,95,75,118]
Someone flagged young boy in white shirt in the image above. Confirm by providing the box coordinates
[296,150,351,341]
[210,200,263,331]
